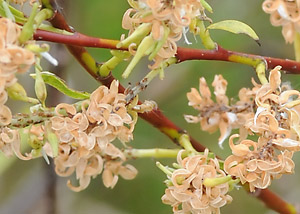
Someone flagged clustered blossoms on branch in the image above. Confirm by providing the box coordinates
[184,74,256,147]
[0,80,139,191]
[225,67,299,192]
[51,80,138,191]
[185,66,300,193]
[161,149,232,214]
[0,17,36,160]
[262,0,300,43]
[119,0,211,77]
[0,17,35,126]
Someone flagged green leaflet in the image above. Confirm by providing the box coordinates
[0,0,27,23]
[200,0,213,13]
[207,20,260,45]
[30,71,90,99]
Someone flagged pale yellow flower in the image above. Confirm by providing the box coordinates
[86,80,135,143]
[52,80,138,191]
[224,134,295,192]
[162,150,232,214]
[248,66,300,151]
[102,160,138,189]
[0,18,35,126]
[185,75,255,147]
[122,0,207,69]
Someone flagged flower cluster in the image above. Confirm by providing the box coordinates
[262,0,300,43]
[224,134,294,192]
[121,0,209,70]
[184,74,255,147]
[186,66,300,192]
[0,18,35,126]
[225,66,300,192]
[162,149,232,214]
[51,80,137,191]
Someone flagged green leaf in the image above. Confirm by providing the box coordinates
[30,71,90,99]
[207,20,260,45]
[200,0,213,13]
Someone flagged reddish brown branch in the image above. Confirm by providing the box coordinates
[34,30,300,74]
[35,30,123,50]
[256,189,296,214]
[177,46,300,74]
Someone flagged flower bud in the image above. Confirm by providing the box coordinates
[7,82,39,104]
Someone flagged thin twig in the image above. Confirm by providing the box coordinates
[34,30,300,74]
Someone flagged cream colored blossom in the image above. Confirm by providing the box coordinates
[0,18,35,76]
[162,150,232,214]
[0,18,35,126]
[184,75,255,147]
[262,0,300,43]
[224,134,295,192]
[247,66,300,151]
[52,80,138,191]
[102,160,138,188]
[122,0,208,69]
[186,67,300,192]
[86,80,135,143]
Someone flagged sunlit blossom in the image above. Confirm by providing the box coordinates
[122,0,209,69]
[184,75,255,147]
[0,18,35,125]
[224,134,295,192]
[162,150,232,214]
[51,80,138,191]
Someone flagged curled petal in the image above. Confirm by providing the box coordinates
[0,104,12,126]
[170,190,192,203]
[75,158,88,179]
[105,143,126,160]
[55,103,76,116]
[108,113,123,126]
[11,130,31,160]
[118,164,138,180]
[102,168,119,188]
[85,154,104,176]
[67,175,91,192]
[73,113,89,131]
[269,66,282,92]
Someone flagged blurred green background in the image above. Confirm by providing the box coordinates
[1,0,300,214]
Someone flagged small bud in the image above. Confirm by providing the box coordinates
[117,23,152,48]
[203,175,232,187]
[7,82,39,104]
[35,63,47,106]
[122,35,156,78]
[18,3,39,44]
[26,44,50,53]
